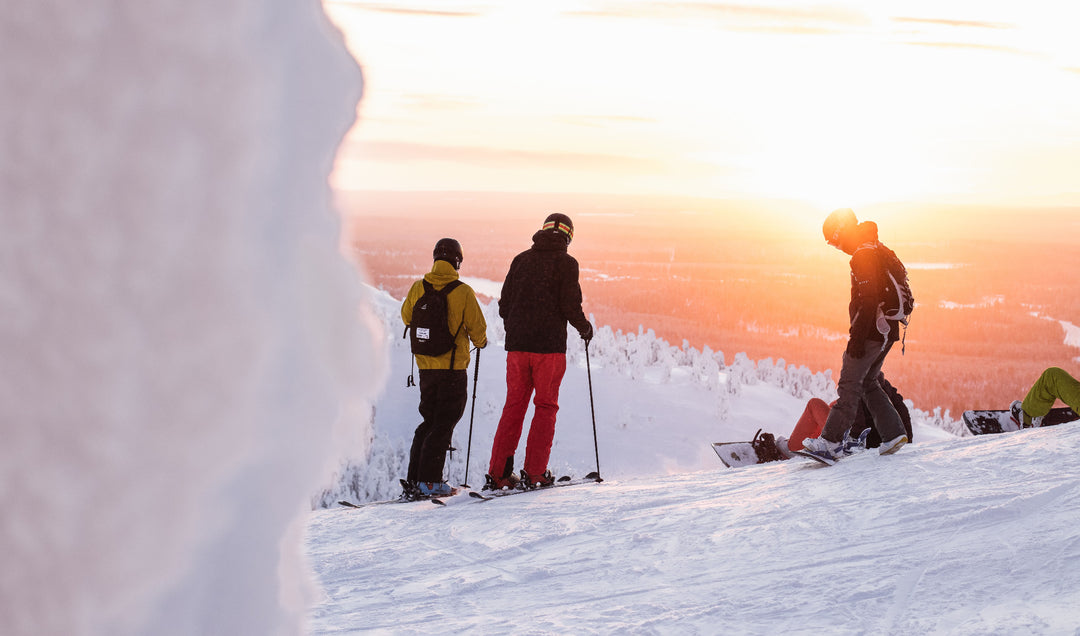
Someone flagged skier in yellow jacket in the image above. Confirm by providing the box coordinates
[401,238,487,497]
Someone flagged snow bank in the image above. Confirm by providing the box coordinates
[1,3,372,635]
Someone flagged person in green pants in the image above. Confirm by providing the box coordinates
[1011,367,1080,428]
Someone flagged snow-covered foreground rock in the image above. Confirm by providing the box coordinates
[306,422,1080,634]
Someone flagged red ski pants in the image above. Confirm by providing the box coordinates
[788,398,830,450]
[488,352,567,478]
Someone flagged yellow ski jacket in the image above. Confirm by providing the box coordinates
[401,260,488,370]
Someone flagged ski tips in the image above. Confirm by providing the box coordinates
[338,500,360,508]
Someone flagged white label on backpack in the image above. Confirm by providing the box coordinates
[416,327,430,341]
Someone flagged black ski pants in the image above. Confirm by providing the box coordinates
[820,340,906,444]
[408,369,468,484]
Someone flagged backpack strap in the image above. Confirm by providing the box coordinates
[440,280,465,369]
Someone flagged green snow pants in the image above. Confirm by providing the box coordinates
[1022,367,1080,418]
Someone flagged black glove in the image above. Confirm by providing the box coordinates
[579,322,594,344]
[845,338,865,359]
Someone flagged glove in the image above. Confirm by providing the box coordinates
[579,322,594,344]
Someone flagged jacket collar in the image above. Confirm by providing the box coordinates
[531,230,569,252]
[424,259,461,286]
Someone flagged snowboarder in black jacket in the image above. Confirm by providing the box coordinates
[486,213,593,489]
[801,209,910,462]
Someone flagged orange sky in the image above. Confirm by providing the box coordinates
[323,1,1080,210]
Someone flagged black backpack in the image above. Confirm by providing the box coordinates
[856,242,914,324]
[405,280,463,357]
[879,247,914,325]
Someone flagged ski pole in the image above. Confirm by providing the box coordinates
[462,347,480,488]
[585,341,603,482]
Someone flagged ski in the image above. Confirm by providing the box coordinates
[337,495,448,509]
[337,479,456,509]
[468,472,601,501]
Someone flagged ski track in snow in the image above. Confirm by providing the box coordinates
[306,424,1080,634]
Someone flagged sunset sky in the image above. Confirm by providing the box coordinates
[324,1,1080,210]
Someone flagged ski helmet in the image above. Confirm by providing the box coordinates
[432,238,463,270]
[541,212,574,245]
[822,208,857,246]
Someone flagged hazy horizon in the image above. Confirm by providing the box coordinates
[341,189,1080,418]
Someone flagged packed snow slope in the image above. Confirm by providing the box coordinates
[307,423,1080,634]
[305,285,1080,633]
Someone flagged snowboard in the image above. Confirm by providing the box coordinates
[962,406,1078,435]
[711,430,791,468]
[791,448,836,466]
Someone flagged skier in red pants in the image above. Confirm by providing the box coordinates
[486,213,593,490]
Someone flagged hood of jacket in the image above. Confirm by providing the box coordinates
[423,259,461,288]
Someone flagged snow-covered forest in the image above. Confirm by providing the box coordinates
[317,282,965,507]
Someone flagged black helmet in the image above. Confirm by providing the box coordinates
[542,213,574,245]
[432,238,463,270]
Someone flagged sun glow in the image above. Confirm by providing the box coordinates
[325,0,1080,207]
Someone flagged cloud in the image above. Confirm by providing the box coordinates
[891,16,1013,30]
[324,1,484,18]
[341,140,728,177]
[889,15,1031,58]
[556,114,659,128]
[567,2,870,34]
[900,41,1030,57]
[344,140,666,172]
[400,94,481,111]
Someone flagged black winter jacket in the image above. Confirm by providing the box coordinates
[846,222,902,356]
[500,231,591,354]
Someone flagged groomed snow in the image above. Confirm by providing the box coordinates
[304,287,1080,633]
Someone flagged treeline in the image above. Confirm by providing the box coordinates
[346,206,1080,417]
